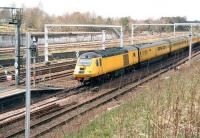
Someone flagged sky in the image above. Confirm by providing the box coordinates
[1,0,200,21]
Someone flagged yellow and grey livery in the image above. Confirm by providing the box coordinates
[74,36,200,82]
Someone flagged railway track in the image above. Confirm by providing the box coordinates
[0,84,86,124]
[30,69,74,84]
[0,38,127,54]
[0,83,88,137]
[0,59,75,76]
[0,44,199,137]
[0,60,76,85]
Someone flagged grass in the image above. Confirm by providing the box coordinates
[65,61,200,138]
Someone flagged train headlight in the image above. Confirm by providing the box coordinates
[88,70,92,73]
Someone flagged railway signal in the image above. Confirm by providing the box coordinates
[30,36,38,87]
[30,36,38,58]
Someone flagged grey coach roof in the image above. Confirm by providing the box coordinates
[134,40,169,49]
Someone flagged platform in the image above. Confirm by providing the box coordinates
[0,86,63,100]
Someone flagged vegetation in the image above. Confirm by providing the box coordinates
[66,62,200,138]
[0,6,193,34]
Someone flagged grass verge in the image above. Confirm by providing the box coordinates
[66,62,200,138]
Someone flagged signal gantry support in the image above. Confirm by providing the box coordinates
[0,7,23,85]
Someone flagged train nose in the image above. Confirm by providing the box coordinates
[80,67,85,70]
[78,67,85,74]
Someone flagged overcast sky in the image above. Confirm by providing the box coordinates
[1,0,200,20]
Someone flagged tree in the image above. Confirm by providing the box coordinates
[24,7,47,31]
[120,17,131,34]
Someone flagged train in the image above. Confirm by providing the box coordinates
[73,35,200,83]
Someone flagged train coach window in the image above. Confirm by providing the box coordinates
[133,53,135,57]
[143,50,148,55]
[158,47,165,51]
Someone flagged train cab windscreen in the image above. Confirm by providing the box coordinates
[79,59,92,66]
[78,52,101,66]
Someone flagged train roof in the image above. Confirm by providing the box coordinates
[95,46,138,57]
[123,46,138,51]
[80,47,128,58]
[134,40,169,49]
[95,47,128,57]
[79,52,101,59]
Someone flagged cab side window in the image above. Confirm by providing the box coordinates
[99,59,102,66]
[96,59,99,66]
[140,51,142,57]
